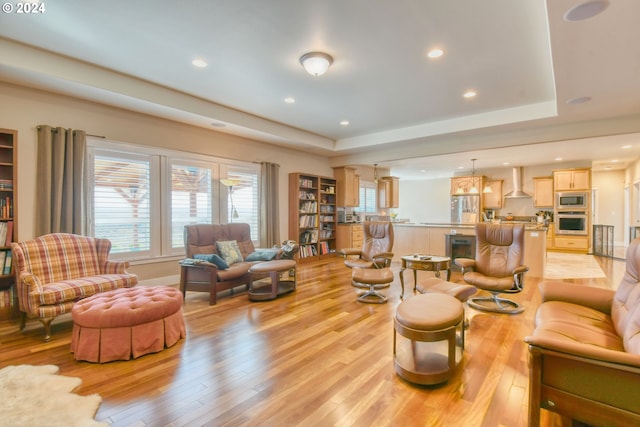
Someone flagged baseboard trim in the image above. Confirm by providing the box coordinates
[137,275,180,288]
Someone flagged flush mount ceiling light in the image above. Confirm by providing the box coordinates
[191,58,208,68]
[564,0,609,22]
[299,52,333,76]
[427,48,444,59]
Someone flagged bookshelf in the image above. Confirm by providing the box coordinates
[0,129,17,320]
[289,173,337,263]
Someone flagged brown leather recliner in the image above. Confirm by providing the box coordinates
[455,223,529,314]
[341,221,394,270]
[341,221,394,303]
[524,238,640,427]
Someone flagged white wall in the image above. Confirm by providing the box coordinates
[0,82,334,280]
[592,170,625,245]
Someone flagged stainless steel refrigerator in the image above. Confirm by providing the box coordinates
[450,194,480,224]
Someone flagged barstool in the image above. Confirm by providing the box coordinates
[393,293,464,385]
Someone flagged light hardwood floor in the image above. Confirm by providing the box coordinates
[0,255,625,427]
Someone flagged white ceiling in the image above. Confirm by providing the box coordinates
[1,0,640,179]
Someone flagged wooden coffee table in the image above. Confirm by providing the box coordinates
[399,255,451,299]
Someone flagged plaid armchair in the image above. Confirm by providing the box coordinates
[10,233,138,341]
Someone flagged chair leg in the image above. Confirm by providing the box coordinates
[39,318,54,342]
[467,293,524,314]
[357,284,388,304]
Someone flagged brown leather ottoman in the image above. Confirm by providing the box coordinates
[393,293,464,385]
[352,267,394,303]
[248,260,297,301]
[71,286,186,363]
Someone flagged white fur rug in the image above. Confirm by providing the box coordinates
[0,364,108,427]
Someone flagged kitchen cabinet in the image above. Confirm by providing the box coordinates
[336,224,363,251]
[553,168,591,191]
[333,167,360,207]
[378,176,399,209]
[482,179,503,209]
[533,176,554,207]
[553,235,589,252]
[450,176,484,196]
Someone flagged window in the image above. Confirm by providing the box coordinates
[87,139,260,260]
[170,162,213,249]
[359,180,378,213]
[91,151,155,257]
[224,167,259,241]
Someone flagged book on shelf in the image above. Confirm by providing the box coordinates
[0,220,13,246]
[0,179,12,190]
[3,251,11,275]
[298,178,315,188]
[4,220,12,246]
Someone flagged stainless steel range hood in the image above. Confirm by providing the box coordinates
[503,167,531,198]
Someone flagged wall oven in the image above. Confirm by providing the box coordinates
[556,192,588,210]
[555,211,588,235]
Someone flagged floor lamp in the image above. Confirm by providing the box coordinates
[221,178,240,221]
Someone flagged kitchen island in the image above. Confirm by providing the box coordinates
[392,222,547,278]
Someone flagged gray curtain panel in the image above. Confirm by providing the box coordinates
[36,125,86,236]
[259,162,280,247]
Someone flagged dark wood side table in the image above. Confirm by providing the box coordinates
[399,255,451,299]
[179,261,218,305]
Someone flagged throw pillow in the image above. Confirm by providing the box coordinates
[245,249,279,262]
[216,240,244,265]
[193,253,229,270]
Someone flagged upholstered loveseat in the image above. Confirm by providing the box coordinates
[524,238,640,427]
[11,233,138,341]
[181,223,286,304]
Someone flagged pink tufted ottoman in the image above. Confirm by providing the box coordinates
[71,286,186,363]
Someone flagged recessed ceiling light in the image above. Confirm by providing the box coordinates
[192,58,208,68]
[611,159,619,163]
[284,97,295,104]
[463,90,477,99]
[503,162,511,166]
[622,145,632,149]
[563,0,609,22]
[566,96,592,105]
[427,48,444,59]
[555,157,563,161]
[340,120,350,126]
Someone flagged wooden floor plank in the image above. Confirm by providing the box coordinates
[0,255,623,426]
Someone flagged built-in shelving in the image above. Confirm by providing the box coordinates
[289,173,337,263]
[0,129,17,320]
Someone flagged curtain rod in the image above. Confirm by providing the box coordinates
[36,125,106,139]
[253,161,280,167]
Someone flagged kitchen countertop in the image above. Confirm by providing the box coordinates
[392,222,548,231]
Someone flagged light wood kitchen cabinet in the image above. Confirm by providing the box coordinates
[378,176,399,209]
[482,179,503,209]
[553,168,591,191]
[333,167,360,207]
[336,224,363,251]
[450,176,484,196]
[533,176,554,207]
[553,235,589,252]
